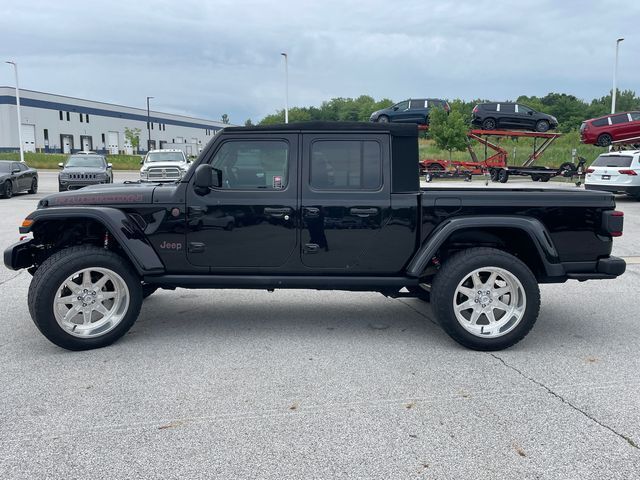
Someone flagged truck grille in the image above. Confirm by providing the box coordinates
[148,167,181,180]
[69,173,98,180]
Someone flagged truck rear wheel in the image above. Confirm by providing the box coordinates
[431,247,540,351]
[28,246,143,351]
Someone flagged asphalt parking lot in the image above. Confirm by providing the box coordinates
[1,172,639,479]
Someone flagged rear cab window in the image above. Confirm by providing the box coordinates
[310,140,382,190]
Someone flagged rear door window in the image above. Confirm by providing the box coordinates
[629,112,640,121]
[500,104,515,113]
[610,114,628,125]
[591,155,633,168]
[484,103,497,111]
[409,99,427,110]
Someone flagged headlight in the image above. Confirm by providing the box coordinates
[96,172,107,180]
[140,170,148,178]
[59,173,69,180]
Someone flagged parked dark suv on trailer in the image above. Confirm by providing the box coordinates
[370,98,450,125]
[472,102,558,132]
[58,154,113,192]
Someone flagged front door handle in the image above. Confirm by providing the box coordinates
[264,207,291,218]
[350,207,378,217]
[304,243,319,254]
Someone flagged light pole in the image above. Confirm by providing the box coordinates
[281,52,289,124]
[5,61,24,163]
[146,96,154,151]
[611,38,624,114]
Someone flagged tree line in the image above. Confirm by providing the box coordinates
[254,90,640,132]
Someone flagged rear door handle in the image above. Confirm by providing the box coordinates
[350,207,378,217]
[303,207,320,218]
[264,207,291,218]
[304,243,319,254]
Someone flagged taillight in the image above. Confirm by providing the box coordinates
[603,210,624,237]
[586,168,595,173]
[618,169,637,175]
[472,106,478,114]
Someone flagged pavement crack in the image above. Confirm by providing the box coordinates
[489,353,639,450]
[0,270,24,286]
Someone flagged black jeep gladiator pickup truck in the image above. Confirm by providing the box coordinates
[4,122,626,351]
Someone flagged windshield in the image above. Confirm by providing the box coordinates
[65,156,105,168]
[0,162,12,173]
[146,152,184,163]
[591,155,633,168]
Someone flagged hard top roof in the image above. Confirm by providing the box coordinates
[222,121,418,137]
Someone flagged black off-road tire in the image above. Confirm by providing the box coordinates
[431,247,541,351]
[28,246,143,351]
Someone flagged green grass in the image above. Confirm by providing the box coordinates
[419,130,606,167]
[0,152,142,170]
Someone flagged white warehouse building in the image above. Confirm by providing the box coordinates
[0,86,228,155]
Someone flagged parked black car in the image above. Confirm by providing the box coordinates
[5,122,625,352]
[58,154,113,192]
[472,103,558,132]
[0,160,38,198]
[370,98,450,125]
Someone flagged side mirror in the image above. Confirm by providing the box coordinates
[139,159,144,165]
[194,164,222,192]
[528,111,533,115]
[393,106,399,111]
[58,163,64,168]
[107,163,113,169]
[12,168,20,174]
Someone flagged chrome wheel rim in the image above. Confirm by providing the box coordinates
[53,267,130,338]
[452,266,526,338]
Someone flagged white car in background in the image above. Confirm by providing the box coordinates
[140,149,191,183]
[585,150,640,199]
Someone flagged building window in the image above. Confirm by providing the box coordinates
[101,133,105,143]
[44,129,49,141]
[66,112,70,121]
[79,113,83,122]
[151,123,154,130]
[86,114,90,123]
[59,111,63,120]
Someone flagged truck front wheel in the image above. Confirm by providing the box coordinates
[431,247,540,351]
[28,246,143,351]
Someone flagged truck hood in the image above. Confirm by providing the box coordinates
[40,182,159,207]
[141,161,189,170]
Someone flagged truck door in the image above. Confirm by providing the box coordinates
[300,133,391,270]
[185,134,298,269]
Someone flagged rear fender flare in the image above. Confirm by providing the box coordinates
[406,216,564,278]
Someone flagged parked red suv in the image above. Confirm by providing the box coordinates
[580,111,640,146]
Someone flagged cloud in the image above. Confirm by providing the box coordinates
[0,0,637,123]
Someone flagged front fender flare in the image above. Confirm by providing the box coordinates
[21,207,165,275]
[406,216,564,278]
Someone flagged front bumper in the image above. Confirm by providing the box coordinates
[585,184,640,196]
[59,180,108,191]
[4,238,36,271]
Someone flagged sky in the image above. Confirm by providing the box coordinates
[0,0,637,124]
